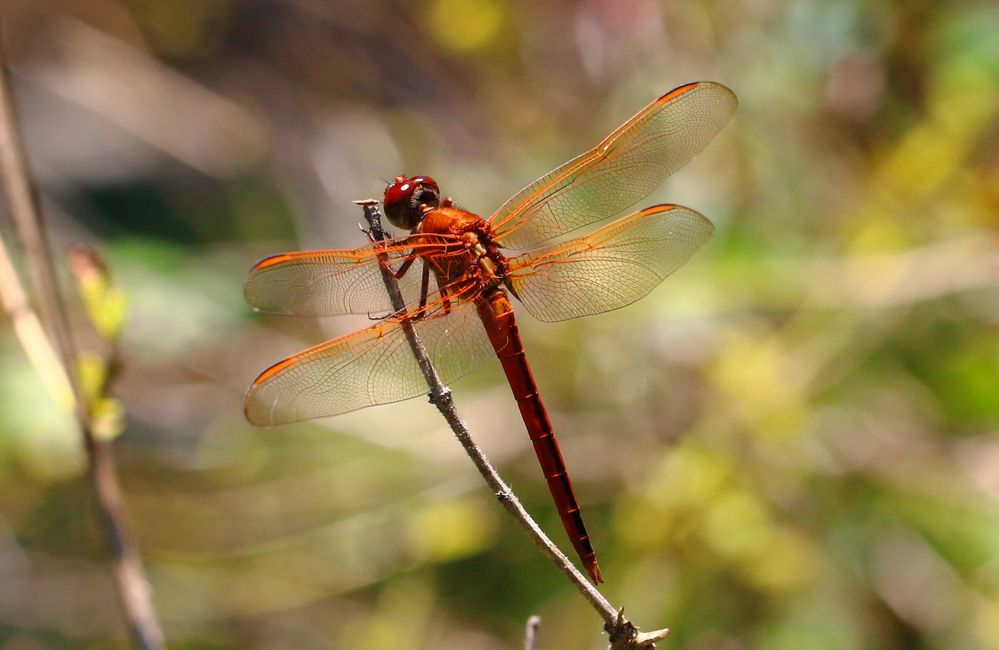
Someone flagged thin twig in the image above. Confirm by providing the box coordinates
[524,615,541,650]
[607,608,670,650]
[0,33,164,650]
[357,200,669,648]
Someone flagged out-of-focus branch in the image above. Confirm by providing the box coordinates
[524,615,541,650]
[0,33,164,650]
[0,232,73,409]
[807,233,999,308]
[357,199,669,649]
[35,18,269,177]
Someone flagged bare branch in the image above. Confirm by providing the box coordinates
[0,31,164,650]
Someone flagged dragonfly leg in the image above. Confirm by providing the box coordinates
[423,257,454,317]
[386,251,419,279]
[410,263,433,321]
[419,263,431,311]
[426,283,452,318]
[438,282,453,316]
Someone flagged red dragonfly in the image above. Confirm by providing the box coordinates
[244,81,737,583]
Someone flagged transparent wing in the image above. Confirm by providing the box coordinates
[244,290,494,425]
[489,81,736,249]
[506,205,714,322]
[244,235,463,316]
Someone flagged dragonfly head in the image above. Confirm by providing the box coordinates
[383,175,441,230]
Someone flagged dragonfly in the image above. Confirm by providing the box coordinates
[244,81,737,583]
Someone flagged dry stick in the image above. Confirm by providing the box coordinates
[356,200,670,648]
[0,44,165,650]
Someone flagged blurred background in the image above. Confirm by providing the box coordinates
[1,0,997,648]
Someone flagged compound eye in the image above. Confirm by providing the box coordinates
[383,175,440,229]
[413,184,440,211]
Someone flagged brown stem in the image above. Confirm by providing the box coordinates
[0,32,165,650]
[357,200,667,647]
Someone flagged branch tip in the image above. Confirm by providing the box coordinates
[524,615,541,650]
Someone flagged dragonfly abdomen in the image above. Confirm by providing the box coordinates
[475,288,603,583]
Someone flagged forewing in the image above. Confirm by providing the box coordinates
[489,82,736,249]
[506,205,714,322]
[244,237,459,317]
[245,294,493,425]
